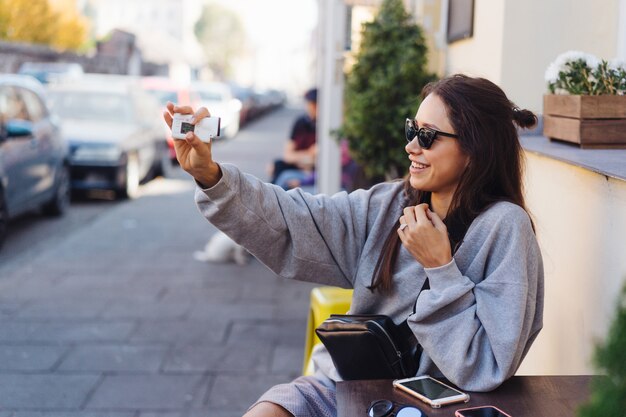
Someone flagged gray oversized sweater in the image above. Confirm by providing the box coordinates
[195,163,544,392]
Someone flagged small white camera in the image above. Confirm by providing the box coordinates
[171,113,221,143]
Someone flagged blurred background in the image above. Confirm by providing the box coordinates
[0,0,625,415]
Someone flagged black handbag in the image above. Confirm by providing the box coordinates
[315,314,421,380]
[314,279,429,381]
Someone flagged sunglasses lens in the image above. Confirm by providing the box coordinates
[396,406,423,417]
[368,400,394,417]
[417,128,436,149]
[405,121,416,143]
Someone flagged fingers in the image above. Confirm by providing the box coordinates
[399,204,448,236]
[164,102,211,132]
[428,210,447,232]
[193,107,211,122]
[184,131,211,156]
[167,102,194,115]
[402,206,417,225]
[165,102,211,120]
[401,204,430,227]
[163,111,173,129]
[413,204,432,225]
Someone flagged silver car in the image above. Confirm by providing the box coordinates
[0,75,70,249]
[47,75,170,199]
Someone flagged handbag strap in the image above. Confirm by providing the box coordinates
[389,278,429,365]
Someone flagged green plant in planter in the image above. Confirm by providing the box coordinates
[545,51,626,95]
[578,283,626,417]
[339,0,436,181]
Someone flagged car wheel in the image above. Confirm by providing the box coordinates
[0,190,7,250]
[117,153,140,200]
[42,164,71,216]
[152,142,173,179]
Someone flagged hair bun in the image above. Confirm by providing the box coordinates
[513,108,537,129]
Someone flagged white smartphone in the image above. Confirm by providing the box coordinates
[393,375,470,408]
[455,405,512,417]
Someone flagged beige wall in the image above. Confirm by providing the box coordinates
[500,0,619,112]
[445,0,505,83]
[516,152,626,375]
[410,0,446,76]
[444,0,620,112]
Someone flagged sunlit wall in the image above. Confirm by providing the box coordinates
[517,152,626,375]
[444,0,620,112]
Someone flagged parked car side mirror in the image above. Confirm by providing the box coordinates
[6,120,34,138]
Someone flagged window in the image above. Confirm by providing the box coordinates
[4,87,30,121]
[447,0,474,43]
[20,88,46,122]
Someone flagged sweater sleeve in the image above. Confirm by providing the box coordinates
[194,163,397,288]
[408,204,543,391]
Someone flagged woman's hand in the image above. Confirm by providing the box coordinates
[398,203,452,268]
[163,102,222,188]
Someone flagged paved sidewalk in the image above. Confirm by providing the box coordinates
[0,107,319,416]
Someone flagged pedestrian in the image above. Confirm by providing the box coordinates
[162,74,544,417]
[269,88,318,188]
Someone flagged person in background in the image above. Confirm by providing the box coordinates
[270,88,317,187]
[163,74,544,417]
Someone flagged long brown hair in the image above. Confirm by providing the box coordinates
[369,74,537,292]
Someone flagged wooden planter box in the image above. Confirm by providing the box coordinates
[543,94,626,149]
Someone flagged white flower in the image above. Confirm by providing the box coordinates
[554,50,600,69]
[609,58,626,71]
[544,61,561,83]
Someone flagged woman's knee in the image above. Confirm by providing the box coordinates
[243,401,294,417]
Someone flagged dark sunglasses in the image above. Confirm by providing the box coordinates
[405,118,458,149]
[367,399,427,417]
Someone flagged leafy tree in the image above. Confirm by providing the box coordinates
[578,284,626,417]
[194,2,246,80]
[340,0,436,181]
[52,9,89,51]
[0,0,87,51]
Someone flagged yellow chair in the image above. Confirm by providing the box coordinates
[302,286,353,375]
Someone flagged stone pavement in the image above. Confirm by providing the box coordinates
[0,107,319,416]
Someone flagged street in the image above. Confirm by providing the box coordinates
[0,106,318,416]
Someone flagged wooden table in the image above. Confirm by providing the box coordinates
[337,375,593,417]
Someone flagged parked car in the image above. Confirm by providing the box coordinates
[46,75,169,199]
[17,61,84,84]
[0,75,70,249]
[191,81,242,139]
[228,82,255,126]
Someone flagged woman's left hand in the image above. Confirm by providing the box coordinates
[398,204,452,268]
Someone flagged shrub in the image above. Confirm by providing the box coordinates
[340,0,436,181]
[578,283,626,417]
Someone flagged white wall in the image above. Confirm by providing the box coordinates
[445,0,620,112]
[517,152,626,375]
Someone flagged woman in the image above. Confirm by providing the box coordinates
[163,74,544,417]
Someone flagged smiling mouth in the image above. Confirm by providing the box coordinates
[411,161,430,169]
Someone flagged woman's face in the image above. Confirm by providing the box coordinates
[406,93,469,197]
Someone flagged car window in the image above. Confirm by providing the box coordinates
[0,87,7,117]
[47,91,132,123]
[20,88,46,122]
[2,86,31,121]
[145,89,178,106]
[196,89,224,102]
[0,87,7,128]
